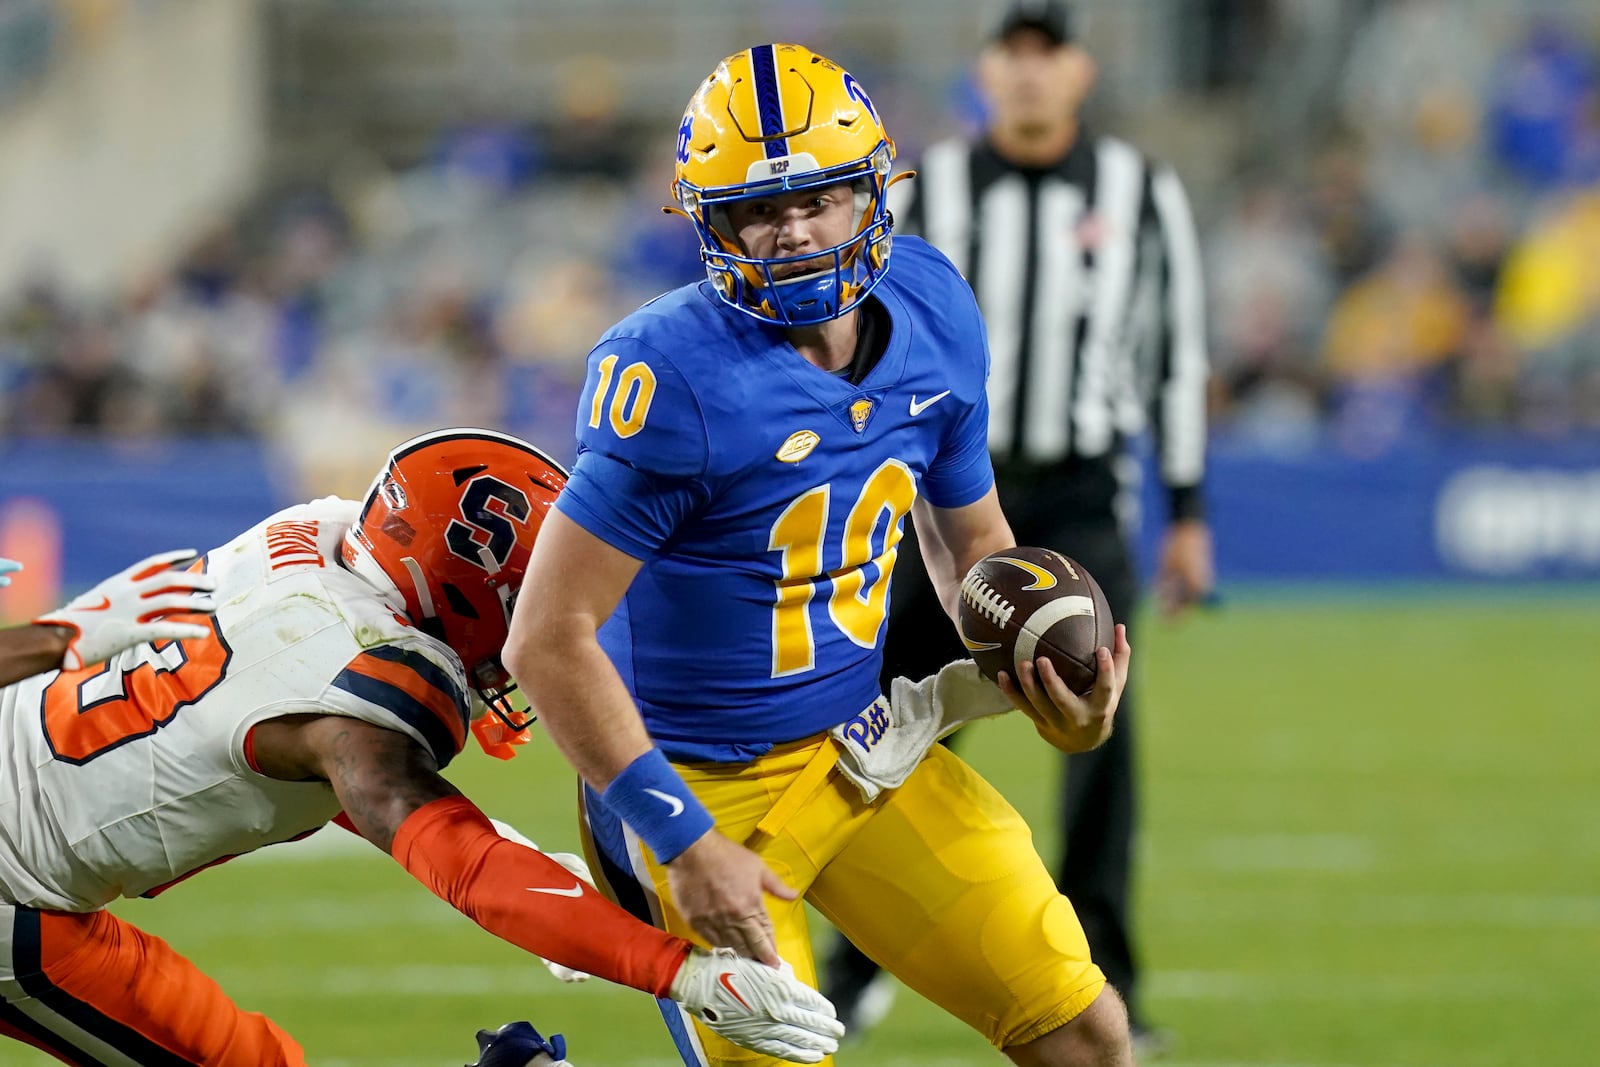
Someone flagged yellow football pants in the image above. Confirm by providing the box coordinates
[581,735,1105,1066]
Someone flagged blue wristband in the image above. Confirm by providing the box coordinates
[601,749,715,863]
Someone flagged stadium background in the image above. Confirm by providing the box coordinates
[1,1,1597,1064]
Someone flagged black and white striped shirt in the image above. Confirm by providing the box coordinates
[890,132,1209,521]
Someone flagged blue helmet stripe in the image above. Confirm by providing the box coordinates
[750,45,787,159]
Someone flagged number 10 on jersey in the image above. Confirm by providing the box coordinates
[589,354,657,439]
[768,459,917,677]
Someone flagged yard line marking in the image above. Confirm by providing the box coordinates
[1146,890,1600,930]
[1198,833,1377,873]
[1151,969,1600,1002]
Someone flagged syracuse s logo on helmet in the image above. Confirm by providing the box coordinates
[446,477,532,571]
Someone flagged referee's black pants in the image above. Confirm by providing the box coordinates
[826,463,1147,1026]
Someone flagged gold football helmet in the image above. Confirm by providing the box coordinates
[673,44,897,326]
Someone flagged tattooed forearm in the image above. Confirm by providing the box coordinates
[316,720,462,853]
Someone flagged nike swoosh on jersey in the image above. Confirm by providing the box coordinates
[643,788,685,817]
[81,597,113,612]
[908,390,952,416]
[526,883,585,897]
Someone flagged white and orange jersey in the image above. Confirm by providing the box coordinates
[0,497,472,912]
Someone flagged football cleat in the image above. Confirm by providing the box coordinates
[466,1021,571,1067]
[672,44,900,327]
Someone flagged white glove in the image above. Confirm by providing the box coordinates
[668,948,844,1064]
[34,549,218,671]
[831,659,1016,803]
[0,558,20,586]
[488,820,595,984]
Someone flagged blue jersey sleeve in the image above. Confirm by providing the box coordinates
[564,336,711,558]
[921,275,995,509]
[574,337,709,479]
[557,449,709,560]
[921,388,995,508]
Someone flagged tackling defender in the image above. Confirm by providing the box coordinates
[0,429,840,1067]
[506,45,1134,1067]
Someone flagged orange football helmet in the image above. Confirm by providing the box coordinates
[341,428,566,728]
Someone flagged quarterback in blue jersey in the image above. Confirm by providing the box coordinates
[505,44,1132,1067]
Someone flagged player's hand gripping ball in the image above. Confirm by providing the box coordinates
[958,547,1115,696]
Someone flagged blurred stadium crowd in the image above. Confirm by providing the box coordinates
[3,0,1600,474]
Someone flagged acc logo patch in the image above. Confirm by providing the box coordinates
[776,430,820,463]
[849,399,874,434]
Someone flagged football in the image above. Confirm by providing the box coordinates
[957,547,1114,695]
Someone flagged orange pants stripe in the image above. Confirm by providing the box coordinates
[0,903,308,1067]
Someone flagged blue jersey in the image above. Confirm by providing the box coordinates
[558,237,994,761]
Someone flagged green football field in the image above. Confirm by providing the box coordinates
[11,592,1598,1067]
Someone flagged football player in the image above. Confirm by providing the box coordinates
[0,549,217,688]
[505,45,1134,1067]
[0,428,841,1067]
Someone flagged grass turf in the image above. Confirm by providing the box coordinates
[8,593,1596,1066]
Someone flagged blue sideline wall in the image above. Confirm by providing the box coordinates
[3,435,1600,602]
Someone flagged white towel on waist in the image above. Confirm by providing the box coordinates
[830,659,1016,803]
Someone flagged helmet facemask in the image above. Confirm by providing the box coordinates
[456,547,530,729]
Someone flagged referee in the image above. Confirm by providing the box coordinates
[823,0,1214,1050]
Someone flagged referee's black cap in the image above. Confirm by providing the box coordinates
[992,0,1075,45]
